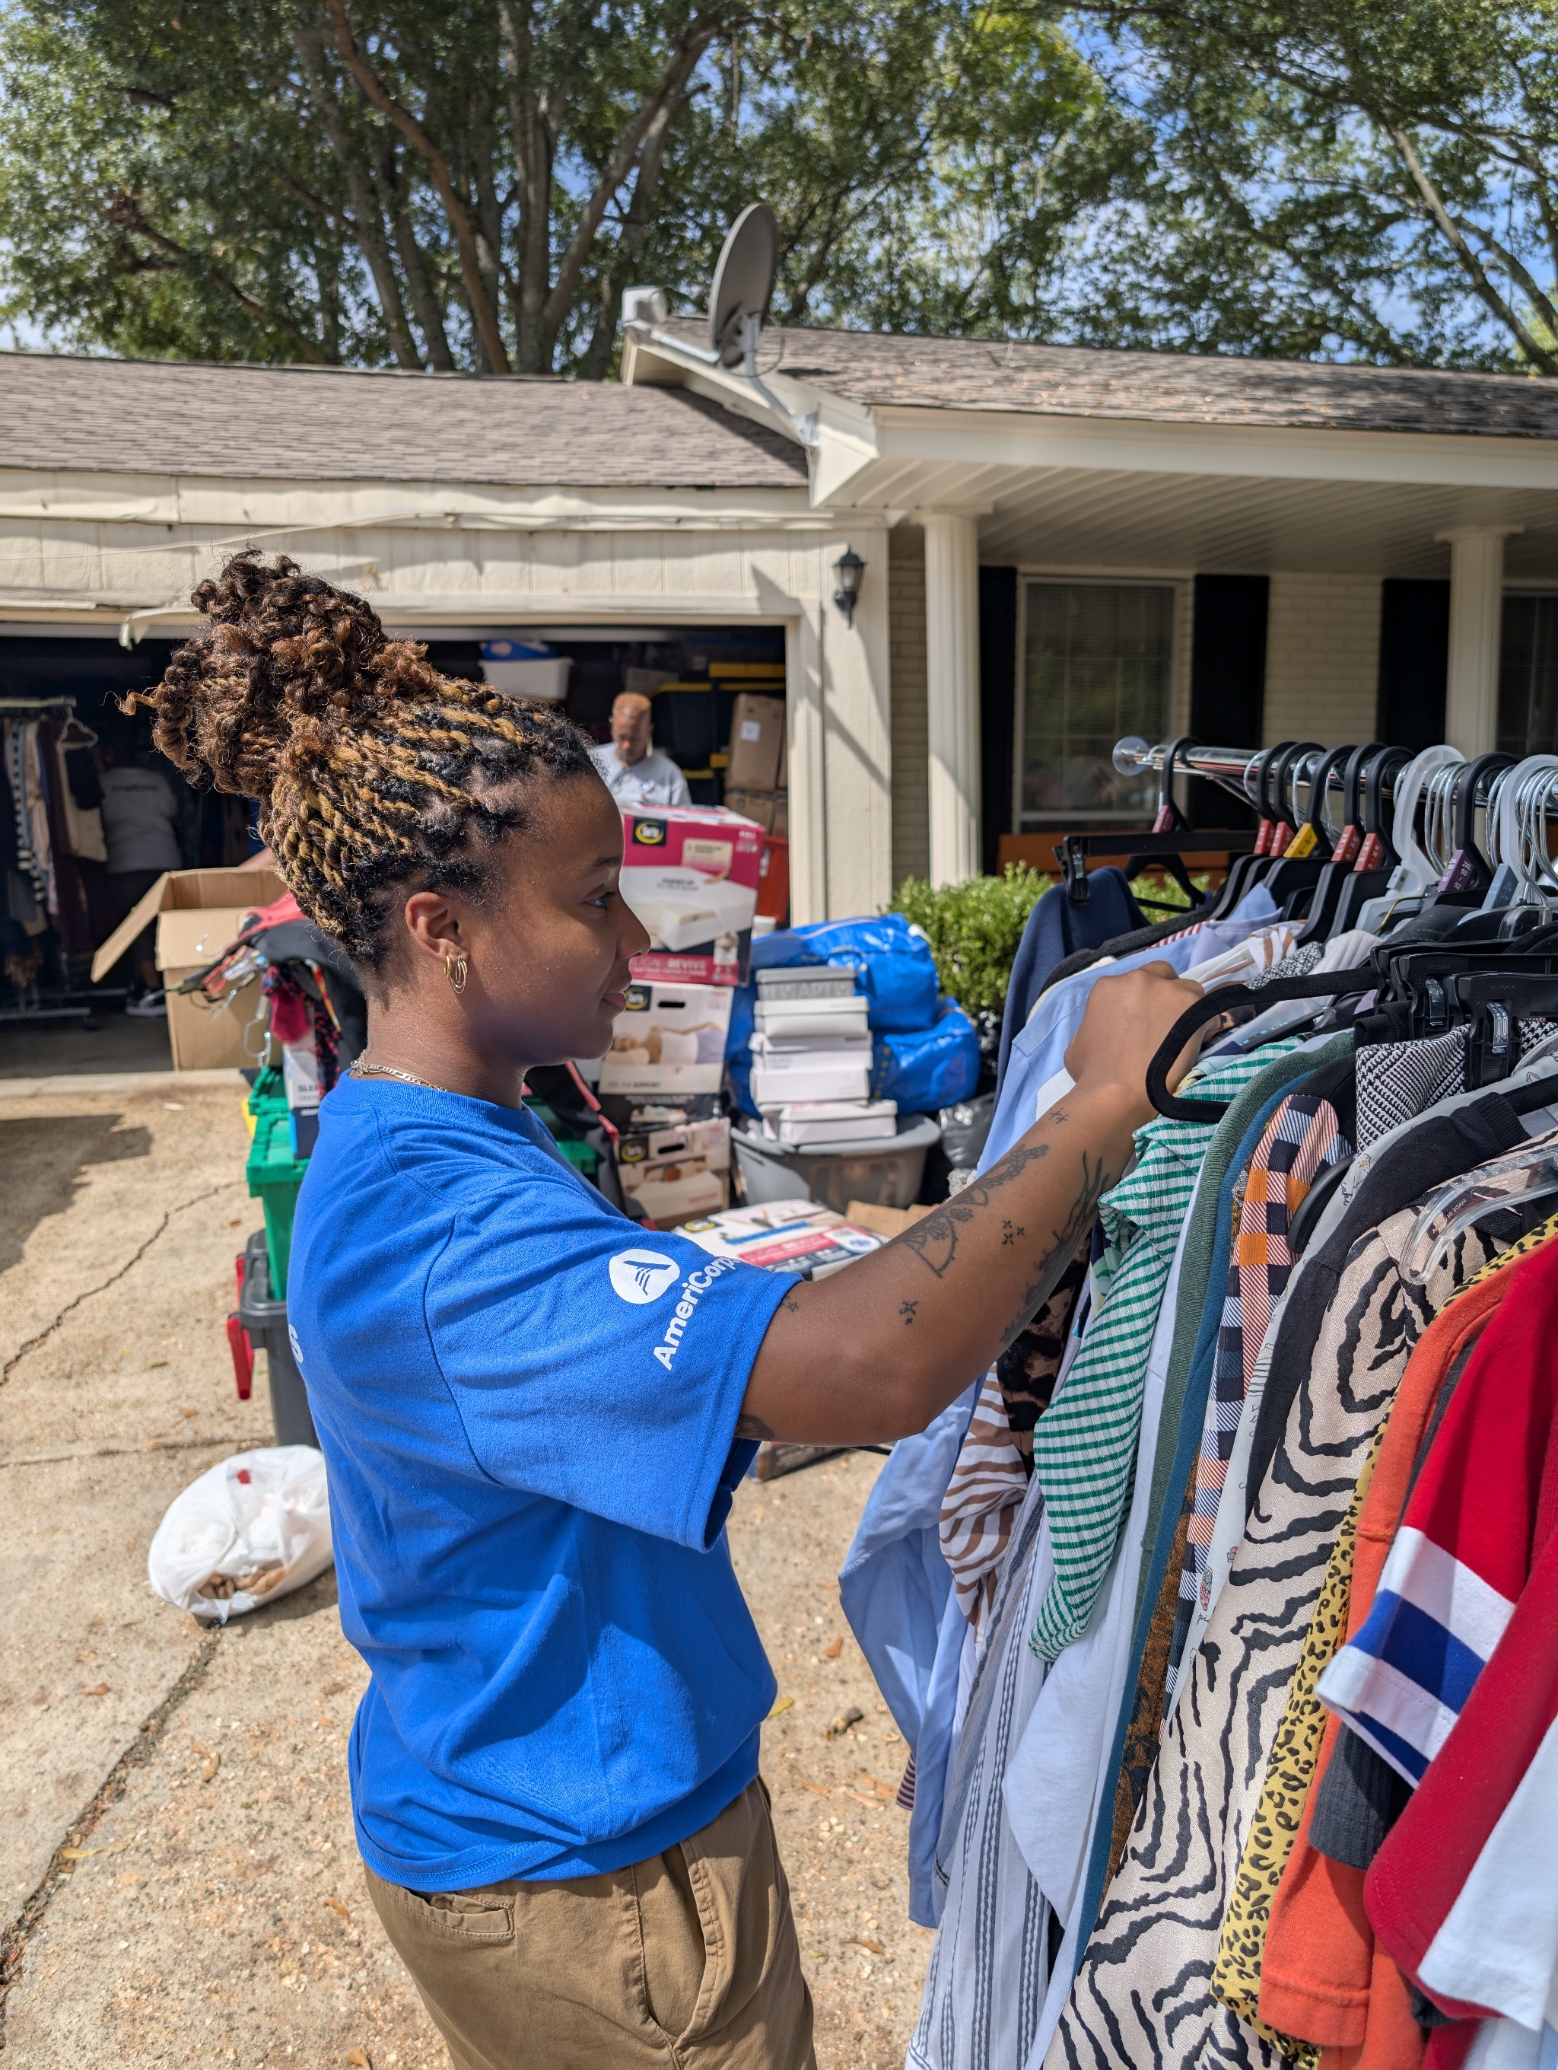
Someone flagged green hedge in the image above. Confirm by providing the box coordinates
[889,866,1214,1018]
[888,865,1049,1018]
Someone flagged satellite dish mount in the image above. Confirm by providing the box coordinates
[709,202,779,372]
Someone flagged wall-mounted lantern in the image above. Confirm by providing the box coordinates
[832,548,866,628]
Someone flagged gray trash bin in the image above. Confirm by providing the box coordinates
[237,1229,318,1449]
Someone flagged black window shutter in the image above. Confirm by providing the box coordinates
[978,566,1018,874]
[1189,574,1269,826]
[1377,579,1449,754]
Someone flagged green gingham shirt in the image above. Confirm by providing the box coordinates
[1029,1040,1303,1660]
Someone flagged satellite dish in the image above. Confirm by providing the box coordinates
[708,203,779,368]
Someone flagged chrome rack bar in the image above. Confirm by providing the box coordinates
[1113,735,1408,810]
[1112,736,1261,808]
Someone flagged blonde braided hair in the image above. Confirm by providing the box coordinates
[126,550,594,968]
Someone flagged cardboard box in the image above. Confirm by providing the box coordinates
[725,694,786,791]
[621,804,765,986]
[722,787,776,833]
[598,980,734,1096]
[750,1057,871,1107]
[615,1116,730,1228]
[90,866,286,1071]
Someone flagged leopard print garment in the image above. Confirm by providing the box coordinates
[996,1240,1089,1466]
[1209,1421,1384,2064]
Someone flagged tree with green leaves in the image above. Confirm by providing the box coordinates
[5,1,1556,375]
[0,0,1137,372]
[1063,0,1558,369]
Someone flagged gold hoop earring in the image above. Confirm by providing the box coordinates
[445,953,468,995]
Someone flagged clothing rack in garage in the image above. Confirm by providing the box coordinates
[1,690,108,1026]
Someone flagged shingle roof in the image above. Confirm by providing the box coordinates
[0,350,808,485]
[652,317,1558,440]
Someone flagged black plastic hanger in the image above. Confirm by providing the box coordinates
[1150,736,1198,833]
[1328,745,1409,938]
[1143,970,1378,1121]
[1265,743,1349,911]
[1296,742,1382,947]
[1207,743,1291,919]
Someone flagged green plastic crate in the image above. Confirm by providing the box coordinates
[524,1097,600,1180]
[245,1066,310,1299]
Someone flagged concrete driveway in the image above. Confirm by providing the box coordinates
[0,1076,928,2067]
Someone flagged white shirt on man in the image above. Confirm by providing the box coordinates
[99,764,182,873]
[588,742,691,808]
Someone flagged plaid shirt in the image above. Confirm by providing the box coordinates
[1166,1093,1351,1700]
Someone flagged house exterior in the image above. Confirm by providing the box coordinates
[4,327,1558,924]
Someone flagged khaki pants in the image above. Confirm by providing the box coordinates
[363,1779,815,2070]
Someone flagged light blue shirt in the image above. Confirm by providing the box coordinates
[589,742,692,808]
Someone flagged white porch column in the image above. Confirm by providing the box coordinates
[1439,526,1520,756]
[923,511,981,886]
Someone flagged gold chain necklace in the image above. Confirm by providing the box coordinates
[350,1058,447,1092]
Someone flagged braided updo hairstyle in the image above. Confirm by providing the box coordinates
[125,549,595,971]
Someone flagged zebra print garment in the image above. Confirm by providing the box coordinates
[1045,1205,1496,2070]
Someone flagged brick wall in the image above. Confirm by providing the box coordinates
[889,526,929,886]
[1263,572,1382,748]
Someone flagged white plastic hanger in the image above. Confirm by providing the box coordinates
[1383,744,1464,900]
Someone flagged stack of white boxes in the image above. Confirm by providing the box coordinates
[749,966,897,1143]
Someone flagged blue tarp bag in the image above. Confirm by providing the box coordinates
[751,916,939,1032]
[872,1000,980,1113]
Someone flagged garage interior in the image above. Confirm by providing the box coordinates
[0,618,788,1076]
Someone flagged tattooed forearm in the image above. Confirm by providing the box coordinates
[896,1139,1052,1279]
[998,1150,1110,1350]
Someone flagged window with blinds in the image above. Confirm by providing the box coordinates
[1499,593,1558,758]
[1019,580,1175,824]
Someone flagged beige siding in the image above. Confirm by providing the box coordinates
[889,525,929,887]
[1263,572,1382,747]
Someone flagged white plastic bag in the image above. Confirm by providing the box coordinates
[147,1445,333,1623]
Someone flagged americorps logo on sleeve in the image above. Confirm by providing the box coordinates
[608,1249,680,1304]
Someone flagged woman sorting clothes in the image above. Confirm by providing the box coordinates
[124,550,1200,2070]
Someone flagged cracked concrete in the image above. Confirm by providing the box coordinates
[0,1081,930,2066]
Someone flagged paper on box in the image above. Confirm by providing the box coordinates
[678,1198,882,1279]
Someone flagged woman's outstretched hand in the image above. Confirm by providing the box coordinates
[1062,959,1207,1119]
[742,961,1203,1447]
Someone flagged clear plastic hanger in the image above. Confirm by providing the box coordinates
[1400,1134,1558,1286]
[1384,744,1464,900]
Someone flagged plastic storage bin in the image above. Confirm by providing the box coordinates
[244,1066,310,1299]
[236,1230,318,1449]
[731,1111,941,1213]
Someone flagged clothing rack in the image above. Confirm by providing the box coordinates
[0,695,77,718]
[1,693,108,1024]
[1111,733,1558,814]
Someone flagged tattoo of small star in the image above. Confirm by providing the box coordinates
[782,1295,801,1314]
[899,1300,919,1325]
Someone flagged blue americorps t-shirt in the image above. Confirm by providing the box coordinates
[287,1074,793,1893]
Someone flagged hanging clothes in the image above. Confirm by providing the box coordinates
[1049,1204,1502,2070]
